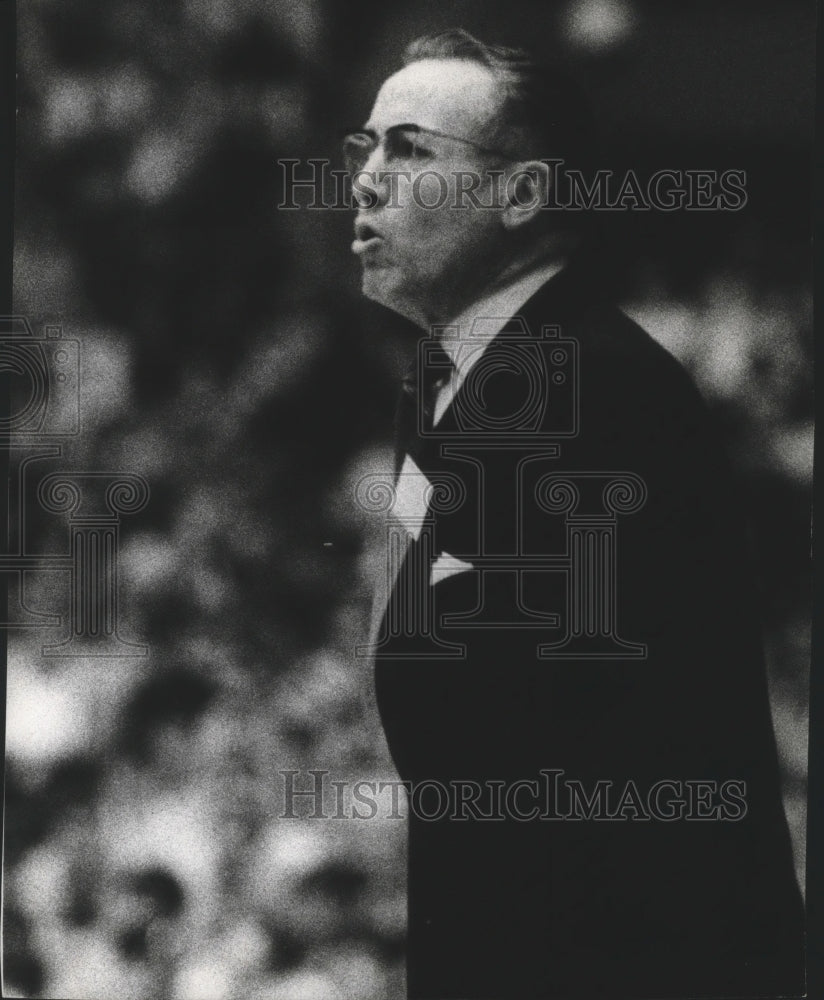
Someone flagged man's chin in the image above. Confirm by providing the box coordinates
[360,270,426,327]
[361,270,399,311]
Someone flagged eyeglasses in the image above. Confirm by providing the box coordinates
[341,123,511,175]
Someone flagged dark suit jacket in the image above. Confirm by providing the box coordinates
[373,264,804,999]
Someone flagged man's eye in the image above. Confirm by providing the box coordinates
[389,135,432,160]
[390,136,417,158]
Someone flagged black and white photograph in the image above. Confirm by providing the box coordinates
[0,1,817,997]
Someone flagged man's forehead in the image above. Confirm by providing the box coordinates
[367,58,502,136]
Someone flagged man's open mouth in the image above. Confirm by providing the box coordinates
[352,221,384,255]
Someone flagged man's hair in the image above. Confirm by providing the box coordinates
[403,28,596,169]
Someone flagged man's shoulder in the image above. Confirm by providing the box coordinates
[516,273,704,407]
[446,267,711,450]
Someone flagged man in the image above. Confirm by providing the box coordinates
[348,29,804,999]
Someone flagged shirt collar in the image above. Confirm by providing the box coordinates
[439,259,567,368]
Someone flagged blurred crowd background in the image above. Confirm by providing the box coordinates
[4,0,814,997]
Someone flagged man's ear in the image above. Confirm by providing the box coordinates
[501,160,551,230]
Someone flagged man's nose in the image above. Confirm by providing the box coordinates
[353,147,392,209]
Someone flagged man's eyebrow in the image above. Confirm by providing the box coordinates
[353,123,427,135]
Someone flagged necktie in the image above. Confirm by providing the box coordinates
[394,341,453,477]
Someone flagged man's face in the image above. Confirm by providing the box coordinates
[351,59,507,327]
